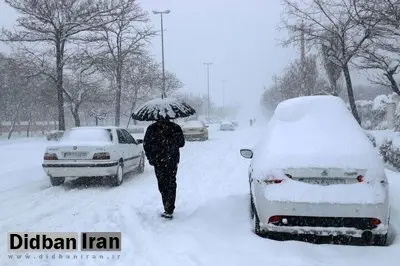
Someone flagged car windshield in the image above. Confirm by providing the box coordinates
[184,121,203,128]
[61,128,113,142]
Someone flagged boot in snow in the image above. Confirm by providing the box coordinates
[161,212,173,219]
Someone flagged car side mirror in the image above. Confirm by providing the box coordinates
[240,149,253,159]
[136,139,143,144]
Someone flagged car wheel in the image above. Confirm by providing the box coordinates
[111,164,124,187]
[50,176,65,186]
[137,153,145,173]
[373,234,388,246]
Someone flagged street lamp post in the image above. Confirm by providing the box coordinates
[153,9,171,98]
[203,62,212,121]
[221,80,226,115]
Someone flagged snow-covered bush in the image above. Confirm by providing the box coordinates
[355,100,385,130]
[45,130,64,141]
[355,94,394,130]
[379,139,400,171]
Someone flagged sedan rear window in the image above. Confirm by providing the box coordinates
[61,128,113,142]
[184,121,204,128]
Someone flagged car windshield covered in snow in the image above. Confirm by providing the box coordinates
[61,128,113,142]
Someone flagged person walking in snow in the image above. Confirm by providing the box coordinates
[143,118,185,219]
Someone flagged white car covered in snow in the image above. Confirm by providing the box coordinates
[240,96,390,245]
[42,126,145,187]
[182,120,209,141]
[220,121,235,131]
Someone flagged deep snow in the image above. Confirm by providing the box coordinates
[0,124,399,266]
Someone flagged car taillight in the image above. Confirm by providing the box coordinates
[44,153,58,160]
[357,175,364,182]
[268,215,281,224]
[263,179,283,184]
[93,152,110,160]
[369,218,381,226]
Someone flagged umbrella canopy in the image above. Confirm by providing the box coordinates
[131,97,196,121]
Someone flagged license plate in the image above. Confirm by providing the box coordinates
[299,178,347,185]
[63,152,87,159]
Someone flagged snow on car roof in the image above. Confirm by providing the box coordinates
[61,127,113,143]
[252,96,384,178]
[71,126,119,130]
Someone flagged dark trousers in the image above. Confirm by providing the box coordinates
[154,162,178,214]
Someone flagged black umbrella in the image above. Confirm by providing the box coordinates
[131,97,196,121]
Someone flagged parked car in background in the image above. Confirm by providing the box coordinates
[42,126,145,187]
[220,121,235,131]
[45,130,65,141]
[231,120,239,127]
[182,120,209,141]
[240,96,390,245]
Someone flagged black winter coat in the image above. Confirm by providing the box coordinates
[143,120,185,166]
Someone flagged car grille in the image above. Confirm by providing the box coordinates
[270,216,379,230]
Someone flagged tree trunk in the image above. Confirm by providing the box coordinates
[387,73,400,96]
[7,121,16,140]
[26,113,32,138]
[56,40,66,130]
[115,66,122,126]
[126,97,138,128]
[72,109,81,127]
[342,63,361,125]
[331,80,339,96]
[70,104,81,127]
[8,105,20,140]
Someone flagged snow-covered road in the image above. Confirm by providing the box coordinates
[0,125,399,266]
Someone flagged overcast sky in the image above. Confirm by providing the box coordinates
[0,0,298,118]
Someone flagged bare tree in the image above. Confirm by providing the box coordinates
[89,0,154,126]
[359,43,400,96]
[278,55,319,99]
[122,55,159,126]
[282,0,379,125]
[356,0,400,96]
[63,52,103,126]
[1,0,126,130]
[123,55,184,126]
[0,54,41,139]
[321,29,342,96]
